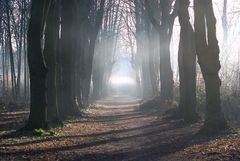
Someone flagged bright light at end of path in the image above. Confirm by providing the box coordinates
[110,76,135,85]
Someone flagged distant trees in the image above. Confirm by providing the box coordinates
[92,0,121,99]
[0,0,30,101]
[6,0,17,99]
[135,0,155,99]
[145,0,177,101]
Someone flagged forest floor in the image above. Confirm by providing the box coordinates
[1,96,240,161]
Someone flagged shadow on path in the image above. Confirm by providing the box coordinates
[0,96,216,161]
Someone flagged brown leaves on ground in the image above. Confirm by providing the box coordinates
[0,97,240,161]
[178,135,240,161]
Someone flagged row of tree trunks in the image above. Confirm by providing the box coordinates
[91,0,121,100]
[134,0,155,99]
[143,0,227,131]
[26,0,106,129]
[144,0,177,102]
[0,0,30,101]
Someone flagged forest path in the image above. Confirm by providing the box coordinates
[2,96,239,161]
[82,96,200,161]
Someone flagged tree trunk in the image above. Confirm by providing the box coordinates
[159,0,175,102]
[0,27,6,97]
[6,1,17,99]
[148,27,159,96]
[16,0,25,100]
[144,0,175,102]
[194,0,227,132]
[82,0,105,105]
[26,0,48,129]
[59,0,79,118]
[44,0,61,125]
[178,0,199,122]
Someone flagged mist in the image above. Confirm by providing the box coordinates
[0,0,240,160]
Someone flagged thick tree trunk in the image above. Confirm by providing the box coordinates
[148,28,159,96]
[178,0,199,122]
[194,0,227,132]
[159,33,174,102]
[92,56,103,99]
[74,1,92,107]
[26,0,48,129]
[82,36,95,105]
[44,0,61,125]
[159,0,175,102]
[59,0,79,117]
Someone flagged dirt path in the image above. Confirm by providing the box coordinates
[1,97,240,161]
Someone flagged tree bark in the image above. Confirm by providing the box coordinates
[145,0,176,102]
[0,24,6,97]
[59,0,79,117]
[16,0,25,100]
[44,0,61,125]
[194,0,227,132]
[26,0,48,129]
[6,0,17,99]
[82,0,105,105]
[178,0,199,122]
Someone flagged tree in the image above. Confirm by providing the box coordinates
[59,0,79,117]
[26,0,49,129]
[6,0,17,99]
[178,0,199,122]
[145,0,178,102]
[44,0,61,125]
[92,0,121,99]
[82,0,106,105]
[194,0,227,132]
[134,0,154,99]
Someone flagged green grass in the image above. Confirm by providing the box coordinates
[32,128,56,136]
